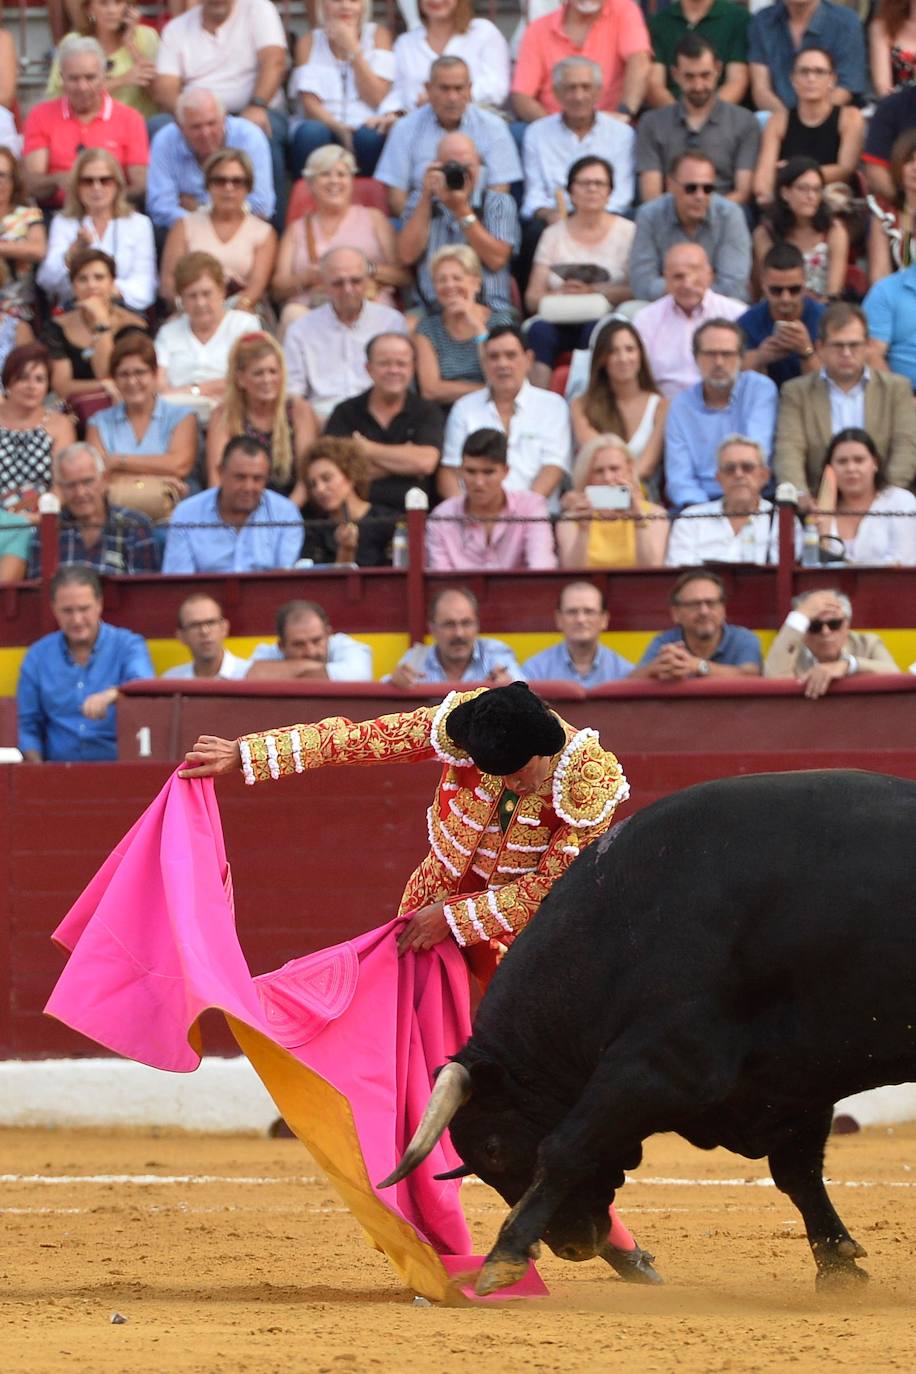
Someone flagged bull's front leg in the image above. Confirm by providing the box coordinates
[476,1165,581,1295]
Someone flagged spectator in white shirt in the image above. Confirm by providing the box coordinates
[245,598,374,681]
[284,246,408,419]
[439,323,573,502]
[666,434,786,567]
[390,0,510,113]
[155,251,260,400]
[162,593,251,681]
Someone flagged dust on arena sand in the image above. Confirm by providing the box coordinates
[2,1123,915,1374]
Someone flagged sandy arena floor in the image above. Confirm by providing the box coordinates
[2,1124,915,1374]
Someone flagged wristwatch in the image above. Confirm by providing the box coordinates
[801,345,815,358]
[250,96,269,110]
[695,658,710,677]
[459,212,478,229]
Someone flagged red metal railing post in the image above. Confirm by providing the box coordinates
[405,495,428,645]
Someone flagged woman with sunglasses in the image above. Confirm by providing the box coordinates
[37,148,156,310]
[752,158,848,301]
[160,150,277,317]
[811,427,916,566]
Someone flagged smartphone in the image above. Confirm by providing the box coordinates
[586,484,631,510]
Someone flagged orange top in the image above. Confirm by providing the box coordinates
[511,0,651,114]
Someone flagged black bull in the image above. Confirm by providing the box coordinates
[382,770,916,1295]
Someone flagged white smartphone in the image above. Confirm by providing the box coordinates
[586,484,631,510]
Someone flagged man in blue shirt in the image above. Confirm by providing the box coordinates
[630,569,762,681]
[162,436,304,575]
[524,581,632,685]
[747,0,865,114]
[863,262,916,389]
[739,243,823,389]
[387,586,525,686]
[17,565,154,762]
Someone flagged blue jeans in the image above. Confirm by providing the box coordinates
[526,317,596,367]
[289,120,387,179]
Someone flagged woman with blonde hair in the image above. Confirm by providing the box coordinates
[557,433,668,569]
[414,243,513,406]
[37,147,156,309]
[206,332,318,506]
[46,0,160,116]
[390,0,509,112]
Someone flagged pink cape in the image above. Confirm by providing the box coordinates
[44,772,546,1303]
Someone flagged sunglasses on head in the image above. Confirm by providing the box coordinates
[680,181,714,195]
[808,618,845,633]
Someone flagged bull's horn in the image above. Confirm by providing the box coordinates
[377,1062,471,1188]
[433,1163,474,1181]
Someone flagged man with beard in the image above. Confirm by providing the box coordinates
[630,568,762,680]
[663,318,777,509]
[636,35,759,205]
[387,586,524,688]
[666,434,795,565]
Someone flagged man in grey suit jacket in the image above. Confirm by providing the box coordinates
[774,303,916,504]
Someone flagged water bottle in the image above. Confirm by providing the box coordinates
[802,518,819,568]
[392,522,408,568]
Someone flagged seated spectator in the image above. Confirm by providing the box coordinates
[630,568,762,680]
[511,0,651,126]
[634,243,746,398]
[390,0,510,114]
[41,249,147,403]
[0,20,16,112]
[863,84,916,204]
[740,243,824,389]
[16,564,154,762]
[775,302,916,503]
[284,247,408,420]
[324,331,443,508]
[29,440,159,577]
[867,129,916,283]
[162,435,304,573]
[206,333,318,507]
[748,0,865,116]
[0,148,47,319]
[646,0,749,108]
[440,324,572,501]
[570,319,668,491]
[520,57,636,228]
[524,155,636,386]
[863,259,916,389]
[288,0,395,179]
[629,151,752,304]
[764,588,900,696]
[753,51,863,208]
[387,585,524,687]
[665,318,777,509]
[523,579,632,685]
[414,245,515,408]
[160,149,277,315]
[155,252,260,402]
[665,435,783,566]
[147,88,275,232]
[37,149,157,311]
[47,0,161,118]
[870,0,916,100]
[811,428,916,566]
[374,55,521,218]
[0,265,33,374]
[301,435,398,566]
[152,0,290,224]
[87,332,198,520]
[752,162,848,305]
[425,427,557,571]
[636,35,760,206]
[162,593,251,680]
[0,344,76,513]
[557,433,668,568]
[0,508,30,582]
[398,131,519,319]
[245,597,373,681]
[23,36,149,208]
[271,146,405,336]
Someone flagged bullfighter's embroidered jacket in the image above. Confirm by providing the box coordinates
[238,690,629,948]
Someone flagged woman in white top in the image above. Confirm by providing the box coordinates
[569,319,668,494]
[37,148,156,310]
[390,0,509,112]
[289,0,395,177]
[155,252,260,401]
[815,427,916,567]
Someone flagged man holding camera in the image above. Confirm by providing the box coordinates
[397,132,520,316]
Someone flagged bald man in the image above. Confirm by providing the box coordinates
[634,242,745,397]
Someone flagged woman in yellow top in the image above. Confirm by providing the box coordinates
[557,434,668,570]
[47,0,160,119]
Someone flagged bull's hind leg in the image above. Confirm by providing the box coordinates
[768,1107,868,1289]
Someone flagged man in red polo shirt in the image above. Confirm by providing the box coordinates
[24,35,149,208]
[512,0,651,125]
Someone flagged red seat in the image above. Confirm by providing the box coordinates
[550,363,570,395]
[285,176,389,226]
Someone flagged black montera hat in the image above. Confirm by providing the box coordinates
[445,682,566,776]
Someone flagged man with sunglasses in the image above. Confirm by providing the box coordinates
[739,242,823,388]
[629,149,751,302]
[630,568,762,681]
[765,589,899,698]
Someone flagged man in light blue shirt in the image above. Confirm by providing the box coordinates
[524,581,631,686]
[162,436,303,574]
[664,317,778,510]
[146,88,275,230]
[387,586,525,686]
[17,565,154,762]
[863,262,916,389]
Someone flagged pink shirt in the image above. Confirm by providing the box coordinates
[512,0,650,114]
[23,95,149,202]
[425,488,558,572]
[634,288,746,399]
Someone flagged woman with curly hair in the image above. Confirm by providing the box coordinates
[868,129,916,282]
[301,435,398,566]
[752,158,849,301]
[569,319,667,491]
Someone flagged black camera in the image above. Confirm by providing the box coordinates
[441,160,468,190]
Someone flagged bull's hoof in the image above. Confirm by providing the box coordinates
[475,1253,531,1296]
[815,1262,870,1291]
[837,1237,868,1260]
[600,1242,664,1286]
